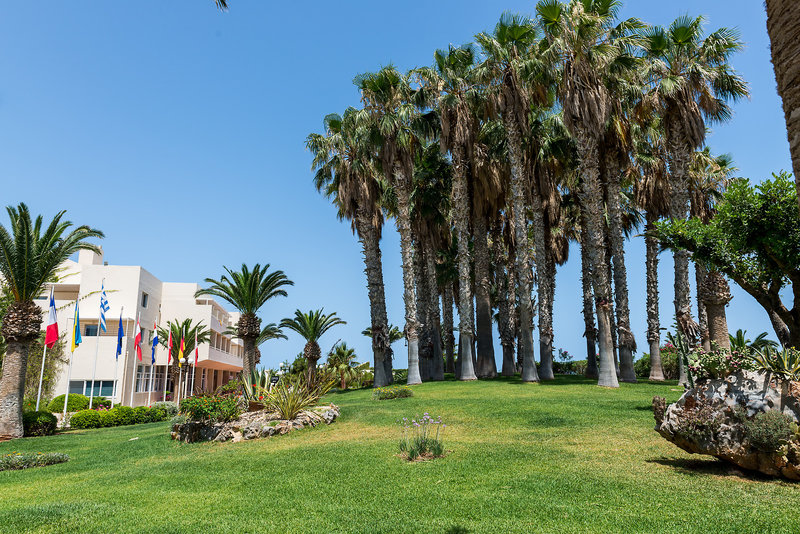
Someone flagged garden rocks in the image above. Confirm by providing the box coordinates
[654,370,800,479]
[171,404,340,443]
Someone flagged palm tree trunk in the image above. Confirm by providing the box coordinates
[576,134,618,388]
[604,153,636,382]
[393,173,422,385]
[413,238,431,382]
[532,179,554,380]
[504,115,538,382]
[451,144,478,381]
[700,271,732,351]
[424,242,445,381]
[765,0,800,211]
[443,285,456,373]
[605,240,620,377]
[493,223,517,376]
[0,339,31,438]
[645,216,665,381]
[668,130,693,386]
[695,263,711,351]
[580,224,598,379]
[356,214,391,388]
[473,215,497,378]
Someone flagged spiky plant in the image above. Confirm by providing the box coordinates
[280,309,346,379]
[0,203,103,439]
[196,264,293,376]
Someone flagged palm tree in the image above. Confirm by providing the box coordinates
[764,1,800,210]
[226,322,286,366]
[307,107,394,387]
[537,0,640,387]
[0,203,102,439]
[157,319,211,396]
[729,329,779,354]
[356,66,426,385]
[642,15,748,382]
[280,309,346,379]
[326,342,359,390]
[476,13,547,383]
[196,264,293,376]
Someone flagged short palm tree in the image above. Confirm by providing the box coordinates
[281,309,346,378]
[326,342,362,389]
[729,329,779,354]
[157,318,211,396]
[0,203,102,439]
[196,264,293,376]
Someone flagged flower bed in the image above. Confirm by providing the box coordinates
[1,452,69,471]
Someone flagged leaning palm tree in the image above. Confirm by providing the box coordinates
[280,309,346,379]
[0,203,103,439]
[196,264,293,376]
[157,318,211,396]
[642,15,748,383]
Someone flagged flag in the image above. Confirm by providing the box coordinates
[167,328,173,364]
[178,335,185,367]
[71,300,82,352]
[44,289,58,349]
[116,312,124,359]
[151,321,159,365]
[99,281,109,332]
[194,331,199,366]
[133,316,142,361]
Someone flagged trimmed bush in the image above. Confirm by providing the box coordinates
[150,407,168,422]
[70,409,102,429]
[92,396,112,409]
[99,409,121,427]
[132,406,152,424]
[1,452,69,471]
[22,410,58,436]
[47,394,89,413]
[152,401,178,416]
[180,395,241,422]
[373,385,413,400]
[113,406,135,425]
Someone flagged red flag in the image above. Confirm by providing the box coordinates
[178,335,185,367]
[44,289,59,349]
[194,331,199,366]
[133,316,142,361]
[167,328,172,364]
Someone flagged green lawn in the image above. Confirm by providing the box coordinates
[1,376,798,533]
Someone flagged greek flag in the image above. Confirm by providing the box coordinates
[99,281,110,332]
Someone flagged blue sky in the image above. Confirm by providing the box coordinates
[0,1,791,371]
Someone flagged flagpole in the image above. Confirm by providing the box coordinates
[88,279,105,410]
[147,360,154,407]
[128,312,139,407]
[35,287,56,412]
[190,364,196,397]
[61,316,75,428]
[111,306,123,409]
[177,364,183,408]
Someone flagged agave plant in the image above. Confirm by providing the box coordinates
[241,368,272,402]
[261,372,335,420]
[666,331,693,388]
[750,347,800,381]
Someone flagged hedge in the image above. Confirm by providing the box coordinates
[22,410,58,436]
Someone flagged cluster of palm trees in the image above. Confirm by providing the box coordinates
[307,1,749,388]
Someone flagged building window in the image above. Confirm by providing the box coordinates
[141,292,149,308]
[135,364,147,393]
[84,324,99,337]
[69,381,84,395]
[71,380,114,397]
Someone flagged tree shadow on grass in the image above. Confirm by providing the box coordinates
[647,456,780,482]
[445,526,470,534]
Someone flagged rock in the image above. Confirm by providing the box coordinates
[655,370,800,480]
[171,404,340,443]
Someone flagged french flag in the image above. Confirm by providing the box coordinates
[134,316,143,361]
[44,290,58,349]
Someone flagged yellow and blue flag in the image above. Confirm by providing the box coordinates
[71,300,82,353]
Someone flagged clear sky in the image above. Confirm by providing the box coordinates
[0,1,791,371]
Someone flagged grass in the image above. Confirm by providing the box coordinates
[1,375,798,533]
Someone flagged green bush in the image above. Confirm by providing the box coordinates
[22,410,57,436]
[47,394,89,413]
[744,410,796,452]
[132,406,152,424]
[99,409,121,427]
[70,409,102,429]
[113,406,135,425]
[91,396,112,409]
[573,360,588,376]
[373,385,413,400]
[169,414,188,427]
[180,395,242,422]
[635,351,680,380]
[0,452,69,471]
[150,407,168,422]
[152,401,178,416]
[392,369,408,383]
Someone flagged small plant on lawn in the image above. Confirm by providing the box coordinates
[152,401,178,416]
[0,452,69,471]
[22,410,57,436]
[398,413,446,461]
[373,385,413,400]
[180,395,241,423]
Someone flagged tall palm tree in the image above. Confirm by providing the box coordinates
[158,319,211,396]
[307,107,393,387]
[764,1,800,210]
[356,66,426,385]
[195,264,293,376]
[281,309,346,379]
[642,15,748,382]
[226,322,287,366]
[0,203,102,439]
[476,13,547,383]
[537,0,640,387]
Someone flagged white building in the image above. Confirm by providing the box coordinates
[41,249,243,407]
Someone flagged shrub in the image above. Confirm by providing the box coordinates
[573,360,588,376]
[750,348,800,381]
[113,406,135,426]
[152,401,178,416]
[99,409,121,427]
[22,410,57,436]
[70,409,102,429]
[92,396,112,409]
[47,394,89,413]
[688,349,754,381]
[169,414,188,427]
[0,452,69,471]
[392,369,408,383]
[132,406,152,424]
[150,407,168,422]
[180,395,242,423]
[215,379,242,398]
[260,374,334,420]
[398,413,446,461]
[743,410,796,452]
[635,350,680,379]
[672,402,720,443]
[373,385,413,400]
